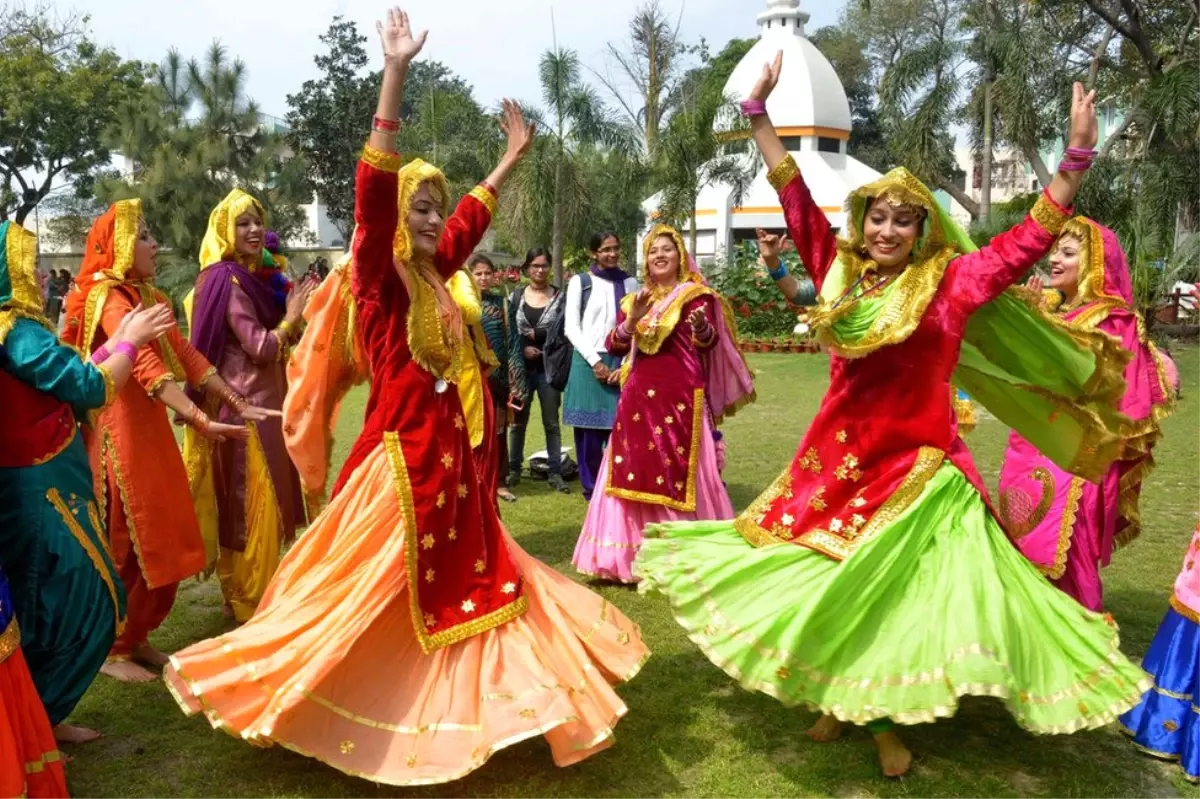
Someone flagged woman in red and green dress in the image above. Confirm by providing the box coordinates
[635,53,1150,777]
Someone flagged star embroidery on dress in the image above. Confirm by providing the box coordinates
[425,568,435,583]
[647,389,656,398]
[781,512,795,526]
[617,631,631,644]
[441,452,454,469]
[648,442,657,451]
[421,533,435,549]
[627,472,635,481]
[656,476,665,486]
[675,445,685,456]
[808,487,827,511]
[665,415,674,424]
[798,447,822,473]
[340,740,356,754]
[829,518,844,532]
[850,496,866,508]
[850,513,866,527]
[677,403,686,412]
[835,430,847,443]
[674,481,684,492]
[474,559,486,574]
[614,455,624,465]
[633,412,641,422]
[654,426,663,435]
[448,527,458,540]
[436,492,446,508]
[454,414,465,430]
[501,581,516,594]
[423,612,436,628]
[457,483,468,498]
[461,599,476,613]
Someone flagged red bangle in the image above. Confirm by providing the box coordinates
[372,115,400,133]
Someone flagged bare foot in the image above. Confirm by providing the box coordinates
[100,659,157,683]
[133,643,170,667]
[805,714,843,742]
[874,730,913,778]
[54,723,101,745]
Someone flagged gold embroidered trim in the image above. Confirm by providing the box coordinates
[623,283,714,356]
[767,155,800,193]
[111,199,140,281]
[196,365,218,389]
[999,466,1055,540]
[1170,594,1199,624]
[23,748,61,775]
[1042,476,1084,580]
[1030,193,1069,236]
[46,488,125,636]
[604,387,704,511]
[4,223,47,325]
[382,432,527,654]
[1120,725,1200,783]
[32,428,76,467]
[468,185,498,216]
[145,371,176,397]
[0,617,19,663]
[96,363,117,408]
[734,468,794,547]
[361,144,402,173]
[101,428,150,589]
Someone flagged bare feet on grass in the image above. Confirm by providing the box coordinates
[874,730,913,778]
[53,723,101,745]
[805,714,843,742]
[133,643,170,667]
[100,659,157,683]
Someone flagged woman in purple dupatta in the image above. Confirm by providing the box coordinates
[572,225,755,583]
[182,189,315,622]
[998,217,1174,612]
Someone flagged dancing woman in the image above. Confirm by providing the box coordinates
[165,9,647,786]
[0,220,173,743]
[61,200,273,682]
[573,226,754,583]
[184,191,316,622]
[635,53,1149,776]
[998,217,1174,611]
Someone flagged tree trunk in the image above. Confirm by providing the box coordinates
[551,139,566,287]
[980,80,993,223]
[1021,145,1054,189]
[689,209,698,256]
[936,176,981,220]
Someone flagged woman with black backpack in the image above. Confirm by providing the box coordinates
[507,247,569,492]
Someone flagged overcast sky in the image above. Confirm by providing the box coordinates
[68,0,847,120]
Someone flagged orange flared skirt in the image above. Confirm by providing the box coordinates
[0,638,68,799]
[164,442,648,786]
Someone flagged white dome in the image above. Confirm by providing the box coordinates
[719,1,851,134]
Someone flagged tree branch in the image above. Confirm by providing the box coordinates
[1086,24,1115,89]
[936,176,980,219]
[1098,111,1136,159]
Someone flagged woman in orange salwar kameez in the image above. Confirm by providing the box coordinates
[165,10,647,786]
[62,200,274,683]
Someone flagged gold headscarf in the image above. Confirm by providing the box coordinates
[0,221,47,344]
[1056,217,1112,309]
[392,159,463,381]
[640,224,703,301]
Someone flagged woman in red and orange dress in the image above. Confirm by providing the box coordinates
[62,200,275,683]
[164,9,647,786]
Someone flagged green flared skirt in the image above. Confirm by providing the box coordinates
[634,461,1150,733]
[0,432,125,724]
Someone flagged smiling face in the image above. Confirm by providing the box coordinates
[1048,234,1083,298]
[646,234,681,287]
[234,210,265,259]
[591,235,621,268]
[861,197,922,269]
[130,219,159,279]
[407,182,446,259]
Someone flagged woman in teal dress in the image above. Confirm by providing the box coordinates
[0,220,173,743]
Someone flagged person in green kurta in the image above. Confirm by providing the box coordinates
[0,220,174,744]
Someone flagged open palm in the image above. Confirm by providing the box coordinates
[377,7,427,63]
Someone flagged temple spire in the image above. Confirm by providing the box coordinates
[756,0,809,37]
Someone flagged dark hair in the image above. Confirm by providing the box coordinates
[589,231,620,252]
[468,252,495,270]
[522,247,551,270]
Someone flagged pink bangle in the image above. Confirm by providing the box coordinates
[91,344,111,364]
[1065,147,1096,159]
[113,341,138,362]
[1057,159,1091,172]
[739,99,767,118]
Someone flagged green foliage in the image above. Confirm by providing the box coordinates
[710,241,812,337]
[0,6,145,222]
[285,17,380,243]
[96,42,311,298]
[809,25,891,172]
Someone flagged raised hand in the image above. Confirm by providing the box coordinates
[756,228,788,262]
[377,7,427,64]
[748,50,783,103]
[285,278,317,325]
[629,289,654,323]
[1067,81,1098,151]
[499,99,536,162]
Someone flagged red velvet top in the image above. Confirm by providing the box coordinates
[735,159,1070,561]
[334,148,524,653]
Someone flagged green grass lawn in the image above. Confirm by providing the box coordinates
[67,347,1200,798]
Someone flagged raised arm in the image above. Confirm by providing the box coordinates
[434,100,534,279]
[949,82,1097,311]
[744,52,837,290]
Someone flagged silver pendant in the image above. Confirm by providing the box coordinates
[434,379,448,394]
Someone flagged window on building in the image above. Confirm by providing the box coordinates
[780,136,802,150]
[817,137,841,153]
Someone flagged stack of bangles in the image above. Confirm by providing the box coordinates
[90,340,139,364]
[766,260,789,281]
[1058,146,1096,172]
[613,320,634,342]
[214,383,250,415]
[372,115,400,134]
[692,318,715,346]
[275,319,297,343]
[739,99,767,118]
[184,403,212,432]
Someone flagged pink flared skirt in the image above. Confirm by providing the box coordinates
[572,413,733,583]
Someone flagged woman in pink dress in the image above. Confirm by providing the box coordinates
[998,216,1174,611]
[572,225,754,583]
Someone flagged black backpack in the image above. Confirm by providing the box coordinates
[543,273,591,392]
